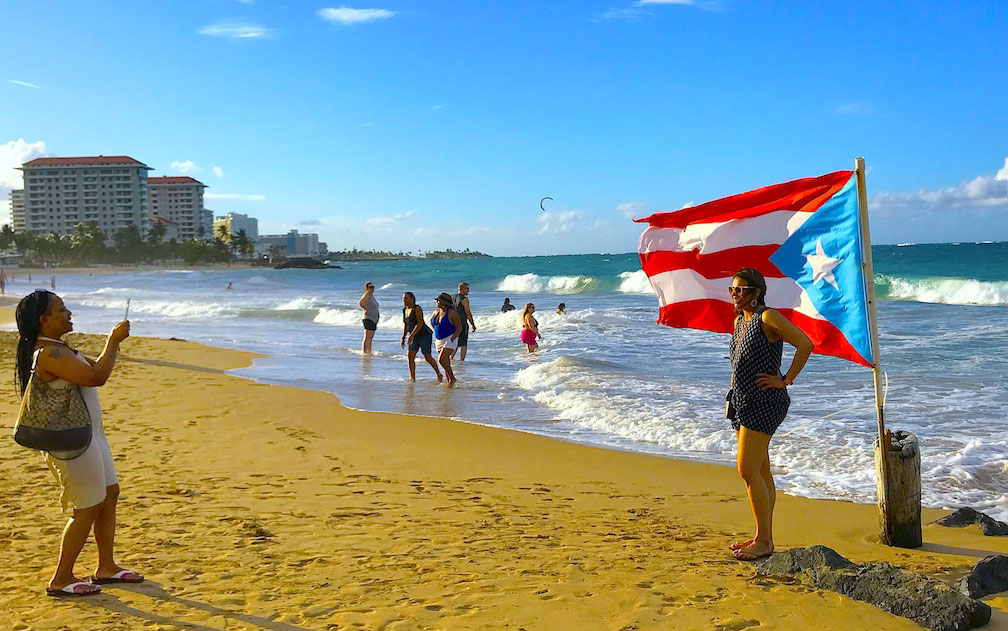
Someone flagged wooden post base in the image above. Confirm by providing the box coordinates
[875,430,922,548]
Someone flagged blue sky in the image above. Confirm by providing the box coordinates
[2,0,1007,255]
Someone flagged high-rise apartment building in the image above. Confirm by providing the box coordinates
[212,212,258,242]
[9,189,25,232]
[148,176,210,241]
[18,156,151,237]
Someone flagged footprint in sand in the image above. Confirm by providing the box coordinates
[714,618,762,630]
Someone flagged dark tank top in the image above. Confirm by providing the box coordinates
[403,307,430,336]
[730,307,789,410]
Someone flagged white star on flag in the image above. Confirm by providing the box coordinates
[805,238,843,290]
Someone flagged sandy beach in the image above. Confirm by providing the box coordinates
[1,304,1006,630]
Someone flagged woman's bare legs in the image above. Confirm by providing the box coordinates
[422,352,443,381]
[50,502,102,592]
[734,427,775,560]
[407,349,418,380]
[439,348,456,386]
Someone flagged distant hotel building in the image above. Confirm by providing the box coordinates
[213,212,258,242]
[9,189,25,232]
[255,230,325,257]
[17,156,152,237]
[148,176,211,241]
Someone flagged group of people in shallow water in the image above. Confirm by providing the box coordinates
[12,266,812,599]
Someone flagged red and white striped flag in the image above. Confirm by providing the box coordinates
[634,170,874,366]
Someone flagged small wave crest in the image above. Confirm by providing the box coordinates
[877,275,1008,306]
[617,270,652,294]
[496,273,599,294]
[76,298,239,319]
[314,307,397,328]
[274,297,324,310]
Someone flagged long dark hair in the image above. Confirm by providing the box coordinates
[732,268,767,317]
[15,290,55,396]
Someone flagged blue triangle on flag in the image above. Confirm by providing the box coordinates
[769,177,874,364]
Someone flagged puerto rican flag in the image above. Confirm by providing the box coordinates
[635,170,874,367]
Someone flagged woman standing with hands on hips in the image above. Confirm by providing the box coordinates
[726,268,812,561]
[15,290,143,597]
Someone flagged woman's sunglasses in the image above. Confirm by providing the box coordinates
[727,285,756,295]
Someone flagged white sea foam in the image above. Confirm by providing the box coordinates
[618,270,652,294]
[496,273,599,294]
[274,297,324,310]
[76,298,239,319]
[881,275,1008,306]
[313,307,397,328]
[379,282,399,290]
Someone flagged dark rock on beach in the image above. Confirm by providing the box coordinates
[936,508,1008,536]
[958,555,1008,599]
[755,545,991,631]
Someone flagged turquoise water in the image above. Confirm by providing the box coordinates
[18,241,1008,520]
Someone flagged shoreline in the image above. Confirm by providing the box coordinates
[0,320,1005,628]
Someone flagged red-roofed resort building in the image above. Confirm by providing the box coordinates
[148,176,212,240]
[15,155,152,238]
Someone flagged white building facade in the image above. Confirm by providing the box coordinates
[18,156,152,237]
[9,189,25,232]
[148,176,209,241]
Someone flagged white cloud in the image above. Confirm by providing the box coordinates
[833,102,873,116]
[1,138,48,192]
[637,0,694,4]
[412,227,437,238]
[171,160,199,174]
[538,210,584,235]
[366,210,416,228]
[451,226,491,237]
[8,80,42,89]
[318,7,396,25]
[213,165,224,178]
[617,201,645,219]
[430,103,449,111]
[198,20,274,40]
[205,192,266,201]
[872,157,1008,213]
[600,0,718,19]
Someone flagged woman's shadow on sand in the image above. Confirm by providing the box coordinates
[81,580,315,631]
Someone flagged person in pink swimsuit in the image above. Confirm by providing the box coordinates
[520,303,541,352]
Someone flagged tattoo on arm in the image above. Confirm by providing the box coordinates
[48,347,61,360]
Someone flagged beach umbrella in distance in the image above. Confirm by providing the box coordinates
[540,196,553,211]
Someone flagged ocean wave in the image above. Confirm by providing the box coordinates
[496,273,600,294]
[617,270,652,294]
[877,275,1008,306]
[76,298,240,319]
[274,297,325,310]
[313,307,398,328]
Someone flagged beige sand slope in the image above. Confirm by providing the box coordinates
[0,323,1005,630]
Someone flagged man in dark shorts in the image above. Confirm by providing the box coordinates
[451,282,477,361]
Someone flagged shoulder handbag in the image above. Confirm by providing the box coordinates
[13,351,92,460]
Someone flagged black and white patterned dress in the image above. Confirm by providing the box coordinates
[729,307,790,435]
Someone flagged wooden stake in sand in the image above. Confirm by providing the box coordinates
[856,157,922,548]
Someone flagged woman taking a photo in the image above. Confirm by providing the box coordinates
[15,290,142,597]
[726,269,812,561]
[520,303,541,352]
[401,291,442,382]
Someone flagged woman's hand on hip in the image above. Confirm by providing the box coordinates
[755,372,786,389]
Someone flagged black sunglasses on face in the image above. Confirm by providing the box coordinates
[727,286,756,295]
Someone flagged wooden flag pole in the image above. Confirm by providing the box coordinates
[855,156,892,541]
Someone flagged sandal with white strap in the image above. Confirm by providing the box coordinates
[90,569,144,585]
[46,580,102,598]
